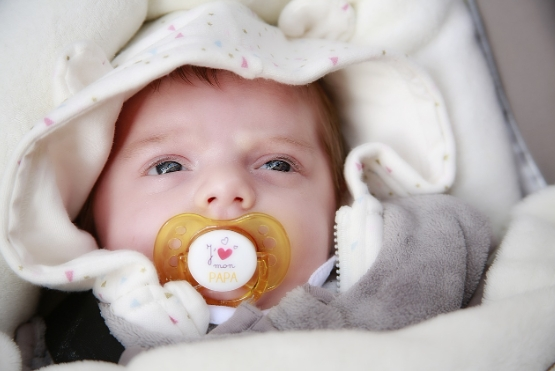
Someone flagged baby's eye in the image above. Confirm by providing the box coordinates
[261,159,292,172]
[148,161,183,175]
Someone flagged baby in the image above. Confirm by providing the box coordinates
[5,3,492,367]
[87,65,344,310]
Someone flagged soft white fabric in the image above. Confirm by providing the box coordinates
[335,129,455,291]
[274,0,521,240]
[280,0,520,240]
[94,255,210,347]
[0,0,148,336]
[0,255,39,336]
[146,0,290,24]
[335,196,382,292]
[410,0,521,241]
[306,256,336,288]
[0,0,147,175]
[0,1,453,345]
[327,60,456,199]
[278,0,355,41]
[484,186,555,302]
[344,0,520,239]
[208,306,238,326]
[335,146,384,292]
[0,331,21,371]
[0,0,535,369]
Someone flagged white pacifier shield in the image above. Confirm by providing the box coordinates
[188,230,257,292]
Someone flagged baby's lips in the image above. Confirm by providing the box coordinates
[153,213,290,307]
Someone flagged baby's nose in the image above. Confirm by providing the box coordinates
[194,167,255,219]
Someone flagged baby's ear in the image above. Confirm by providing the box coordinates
[53,40,113,106]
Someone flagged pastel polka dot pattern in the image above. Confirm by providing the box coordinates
[110,2,380,86]
[65,270,74,282]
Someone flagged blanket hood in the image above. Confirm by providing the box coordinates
[0,1,454,291]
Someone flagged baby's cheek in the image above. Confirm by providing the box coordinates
[101,214,156,260]
[294,222,330,276]
[126,222,157,260]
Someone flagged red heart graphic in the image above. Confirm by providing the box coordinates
[218,248,232,260]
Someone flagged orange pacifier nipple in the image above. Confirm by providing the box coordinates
[153,213,290,307]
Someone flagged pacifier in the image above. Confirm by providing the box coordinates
[153,213,290,307]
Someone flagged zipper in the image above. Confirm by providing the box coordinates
[334,195,384,293]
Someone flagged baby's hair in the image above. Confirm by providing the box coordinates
[149,65,347,200]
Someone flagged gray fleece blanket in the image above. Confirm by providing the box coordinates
[211,194,491,335]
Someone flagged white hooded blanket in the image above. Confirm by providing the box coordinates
[1,1,553,370]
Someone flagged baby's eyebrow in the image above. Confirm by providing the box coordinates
[264,136,315,152]
[120,133,172,159]
[119,133,315,159]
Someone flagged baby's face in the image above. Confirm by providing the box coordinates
[92,74,337,308]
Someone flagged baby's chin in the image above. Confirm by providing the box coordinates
[199,287,249,303]
[254,281,299,310]
[197,285,288,310]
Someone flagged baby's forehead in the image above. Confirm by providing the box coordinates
[119,70,323,130]
[115,70,325,141]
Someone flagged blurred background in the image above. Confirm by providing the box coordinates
[476,0,555,184]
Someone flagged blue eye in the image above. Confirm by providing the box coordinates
[262,160,292,172]
[149,161,183,175]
